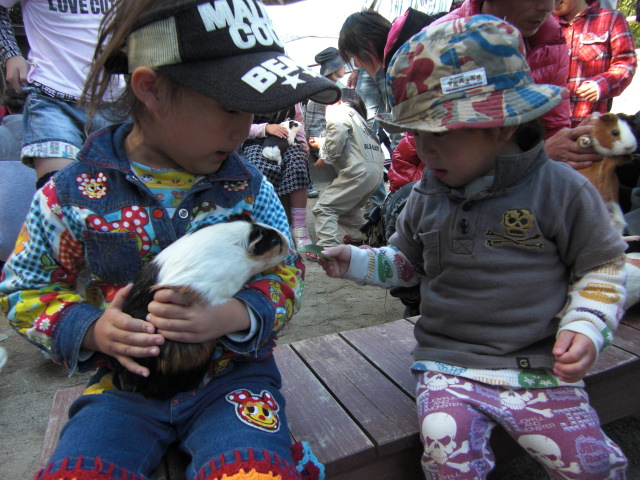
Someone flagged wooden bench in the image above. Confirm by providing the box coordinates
[40,309,640,479]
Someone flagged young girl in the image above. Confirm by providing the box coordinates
[310,89,385,247]
[319,16,628,478]
[241,104,316,258]
[0,0,340,479]
[0,0,121,184]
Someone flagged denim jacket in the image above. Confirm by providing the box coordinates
[0,122,304,378]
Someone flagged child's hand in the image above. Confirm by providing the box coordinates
[576,81,599,102]
[318,245,352,278]
[5,55,29,92]
[552,330,597,383]
[146,289,251,343]
[265,123,288,138]
[83,284,165,377]
[314,158,328,168]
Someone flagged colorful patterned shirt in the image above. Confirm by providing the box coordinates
[556,1,637,126]
[0,123,305,378]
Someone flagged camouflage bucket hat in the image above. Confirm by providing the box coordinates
[377,15,567,133]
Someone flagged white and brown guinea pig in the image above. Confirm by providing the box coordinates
[262,119,302,164]
[578,112,637,203]
[578,113,638,234]
[118,217,289,399]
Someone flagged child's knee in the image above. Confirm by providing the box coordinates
[517,433,627,479]
[419,411,494,478]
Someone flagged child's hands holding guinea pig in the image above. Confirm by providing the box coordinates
[545,119,604,170]
[83,284,165,378]
[265,123,289,138]
[146,288,251,343]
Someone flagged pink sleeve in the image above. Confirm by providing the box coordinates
[248,123,267,139]
[294,103,307,145]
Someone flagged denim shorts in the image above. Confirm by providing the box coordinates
[21,86,113,166]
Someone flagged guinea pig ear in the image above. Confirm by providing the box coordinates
[228,213,254,224]
[600,113,617,125]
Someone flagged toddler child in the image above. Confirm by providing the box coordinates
[310,88,385,247]
[0,0,340,479]
[319,15,628,479]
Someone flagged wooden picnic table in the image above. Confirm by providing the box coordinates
[40,309,640,479]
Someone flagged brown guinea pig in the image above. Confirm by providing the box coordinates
[578,113,638,234]
[578,113,637,204]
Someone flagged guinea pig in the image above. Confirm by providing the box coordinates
[577,112,637,157]
[118,217,289,399]
[262,119,302,164]
[578,113,638,234]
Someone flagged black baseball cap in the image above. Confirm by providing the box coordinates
[124,0,341,113]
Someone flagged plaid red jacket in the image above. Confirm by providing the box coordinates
[556,0,637,126]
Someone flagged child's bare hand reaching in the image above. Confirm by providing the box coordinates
[82,284,165,377]
[552,330,597,383]
[146,289,251,343]
[318,245,352,278]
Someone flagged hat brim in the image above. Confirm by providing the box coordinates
[377,84,567,134]
[159,50,342,114]
[319,57,346,77]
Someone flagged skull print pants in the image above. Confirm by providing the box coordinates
[415,371,628,480]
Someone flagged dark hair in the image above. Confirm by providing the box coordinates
[514,119,545,151]
[81,0,185,122]
[339,88,367,120]
[253,105,297,125]
[338,10,391,67]
[2,89,25,114]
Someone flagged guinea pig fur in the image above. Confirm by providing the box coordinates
[262,119,302,164]
[578,112,637,156]
[578,113,639,234]
[118,219,289,399]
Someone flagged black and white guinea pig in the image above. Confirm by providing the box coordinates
[262,119,302,165]
[578,112,637,156]
[118,217,289,399]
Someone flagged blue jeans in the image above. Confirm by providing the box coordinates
[21,87,113,166]
[43,357,297,479]
[355,69,387,131]
[355,69,400,152]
